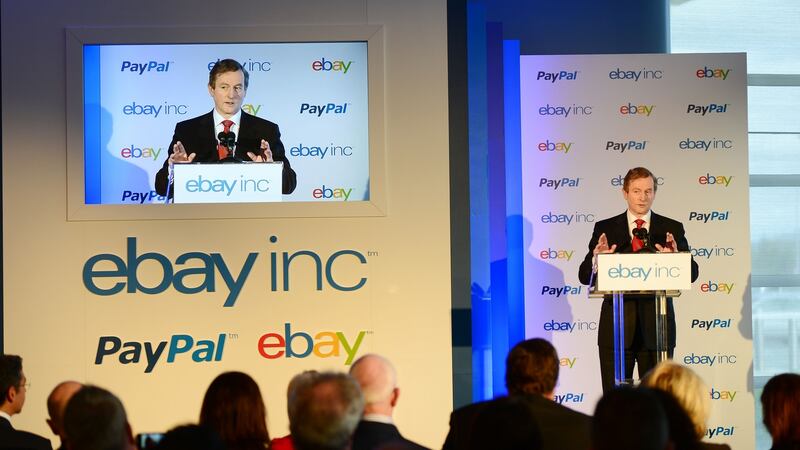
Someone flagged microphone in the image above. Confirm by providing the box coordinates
[632,228,655,253]
[217,131,239,162]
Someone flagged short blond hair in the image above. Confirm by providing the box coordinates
[641,361,710,439]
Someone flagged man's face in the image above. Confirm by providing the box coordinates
[11,373,27,414]
[623,176,656,216]
[208,70,246,118]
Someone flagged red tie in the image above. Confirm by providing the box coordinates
[217,119,234,160]
[632,219,645,252]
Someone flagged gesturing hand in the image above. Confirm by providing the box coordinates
[655,232,677,253]
[168,141,196,165]
[593,233,617,257]
[247,139,274,163]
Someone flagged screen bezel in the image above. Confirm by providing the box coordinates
[65,25,386,221]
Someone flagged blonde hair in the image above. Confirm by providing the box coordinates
[641,361,710,439]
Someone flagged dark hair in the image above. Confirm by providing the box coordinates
[64,385,130,450]
[505,338,558,396]
[650,389,703,450]
[0,354,23,406]
[761,373,800,446]
[289,372,364,450]
[208,58,249,89]
[155,424,227,450]
[468,396,543,450]
[200,372,270,450]
[623,167,658,192]
[593,387,668,450]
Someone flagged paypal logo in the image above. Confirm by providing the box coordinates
[554,393,584,404]
[687,103,729,115]
[95,333,226,373]
[606,140,647,153]
[706,426,735,439]
[121,190,166,204]
[300,103,349,116]
[536,70,578,83]
[120,60,172,74]
[690,318,732,330]
[688,211,729,222]
[541,285,582,297]
[539,177,580,189]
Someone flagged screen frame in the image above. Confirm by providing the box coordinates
[65,25,386,220]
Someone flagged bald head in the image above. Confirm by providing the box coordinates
[47,381,82,437]
[349,354,398,415]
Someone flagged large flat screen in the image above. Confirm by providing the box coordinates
[82,42,369,205]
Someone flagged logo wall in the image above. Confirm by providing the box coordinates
[518,53,751,447]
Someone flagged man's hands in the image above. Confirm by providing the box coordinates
[168,141,196,165]
[247,139,274,163]
[655,232,677,253]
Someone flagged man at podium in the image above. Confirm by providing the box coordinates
[154,58,297,197]
[578,167,699,392]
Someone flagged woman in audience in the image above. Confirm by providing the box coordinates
[642,361,730,450]
[200,371,271,450]
[761,373,800,450]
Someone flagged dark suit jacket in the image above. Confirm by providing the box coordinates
[0,417,52,450]
[351,420,428,450]
[154,111,297,196]
[442,395,591,450]
[577,211,699,349]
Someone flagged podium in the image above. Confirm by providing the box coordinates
[591,252,692,387]
[171,162,283,203]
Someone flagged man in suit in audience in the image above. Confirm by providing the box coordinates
[46,381,83,450]
[349,354,428,450]
[63,385,136,450]
[0,354,52,450]
[443,338,591,450]
[289,372,365,450]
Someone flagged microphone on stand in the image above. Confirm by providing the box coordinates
[632,228,655,253]
[217,131,240,162]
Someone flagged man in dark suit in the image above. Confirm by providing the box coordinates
[154,58,297,197]
[578,167,699,393]
[63,385,136,450]
[0,354,52,450]
[349,354,428,450]
[443,338,591,450]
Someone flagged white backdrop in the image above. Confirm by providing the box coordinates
[520,53,752,449]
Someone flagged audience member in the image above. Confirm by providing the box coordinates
[442,338,591,450]
[154,424,226,450]
[348,354,428,450]
[200,371,271,450]
[467,396,542,450]
[650,388,703,450]
[46,381,83,450]
[272,370,319,450]
[63,385,135,450]
[0,354,52,450]
[289,372,365,450]
[761,373,800,450]
[592,386,668,450]
[642,361,730,449]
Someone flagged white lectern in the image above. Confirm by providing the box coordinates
[171,162,283,203]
